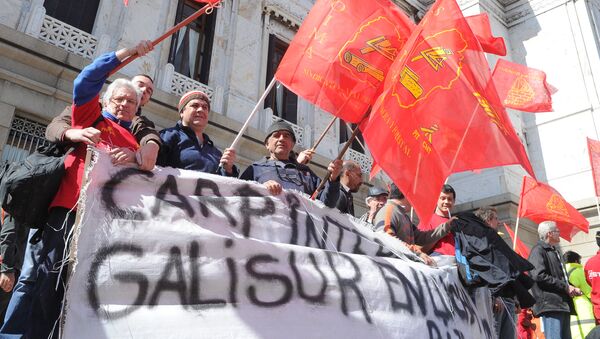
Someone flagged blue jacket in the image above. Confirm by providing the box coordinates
[239,157,340,208]
[158,121,238,176]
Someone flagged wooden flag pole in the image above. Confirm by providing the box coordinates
[309,116,338,152]
[310,114,368,200]
[111,1,220,75]
[229,77,277,150]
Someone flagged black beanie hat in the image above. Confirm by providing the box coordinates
[265,120,297,144]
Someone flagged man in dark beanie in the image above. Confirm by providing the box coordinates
[157,90,237,175]
[585,230,600,324]
[239,120,342,207]
[372,183,452,266]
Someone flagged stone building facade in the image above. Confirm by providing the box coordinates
[0,0,599,258]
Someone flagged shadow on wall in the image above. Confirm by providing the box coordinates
[504,1,546,182]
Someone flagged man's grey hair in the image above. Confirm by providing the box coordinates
[538,221,558,240]
[102,78,142,111]
[474,206,497,225]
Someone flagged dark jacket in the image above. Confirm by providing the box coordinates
[239,157,340,208]
[158,121,238,176]
[46,105,162,147]
[529,240,575,316]
[335,185,355,216]
[453,213,536,308]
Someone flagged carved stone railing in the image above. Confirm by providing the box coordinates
[160,64,215,100]
[343,148,373,174]
[270,116,310,149]
[38,15,99,59]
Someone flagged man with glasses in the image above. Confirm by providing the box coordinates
[529,221,581,339]
[45,74,161,171]
[239,120,342,207]
[335,160,362,216]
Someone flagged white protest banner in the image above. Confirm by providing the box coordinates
[62,149,493,338]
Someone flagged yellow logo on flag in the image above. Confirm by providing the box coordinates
[546,194,570,218]
[504,75,535,107]
[392,29,467,108]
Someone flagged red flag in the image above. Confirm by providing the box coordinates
[275,0,415,123]
[517,176,589,241]
[588,137,600,197]
[503,223,530,258]
[362,0,534,221]
[465,13,506,56]
[492,58,554,112]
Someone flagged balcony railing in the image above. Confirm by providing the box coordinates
[343,148,373,174]
[38,15,98,59]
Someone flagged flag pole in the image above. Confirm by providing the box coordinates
[513,217,521,250]
[309,116,338,151]
[228,77,277,151]
[310,113,369,200]
[111,1,220,75]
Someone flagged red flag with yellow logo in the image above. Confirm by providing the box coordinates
[361,0,534,221]
[492,58,554,112]
[274,0,415,123]
[503,223,530,258]
[465,13,506,56]
[517,176,588,241]
[588,137,600,197]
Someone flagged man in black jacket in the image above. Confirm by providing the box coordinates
[335,161,362,216]
[529,220,581,339]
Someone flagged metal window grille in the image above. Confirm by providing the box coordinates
[1,116,49,164]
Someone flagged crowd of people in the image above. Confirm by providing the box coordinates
[0,41,598,339]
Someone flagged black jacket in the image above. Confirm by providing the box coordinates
[528,240,575,316]
[453,212,535,307]
[335,186,354,216]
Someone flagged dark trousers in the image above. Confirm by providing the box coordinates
[26,208,74,339]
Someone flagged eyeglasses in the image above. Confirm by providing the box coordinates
[110,96,137,106]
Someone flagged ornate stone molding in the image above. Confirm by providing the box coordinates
[505,0,570,26]
[263,4,302,31]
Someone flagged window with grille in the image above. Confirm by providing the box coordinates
[168,0,217,84]
[265,35,298,124]
[43,0,100,34]
[1,116,49,164]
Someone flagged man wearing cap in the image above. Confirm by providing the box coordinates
[157,90,237,175]
[373,184,452,266]
[335,160,362,216]
[585,231,600,324]
[239,120,342,207]
[359,186,388,225]
[529,221,580,339]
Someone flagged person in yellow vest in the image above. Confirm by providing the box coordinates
[564,250,596,339]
